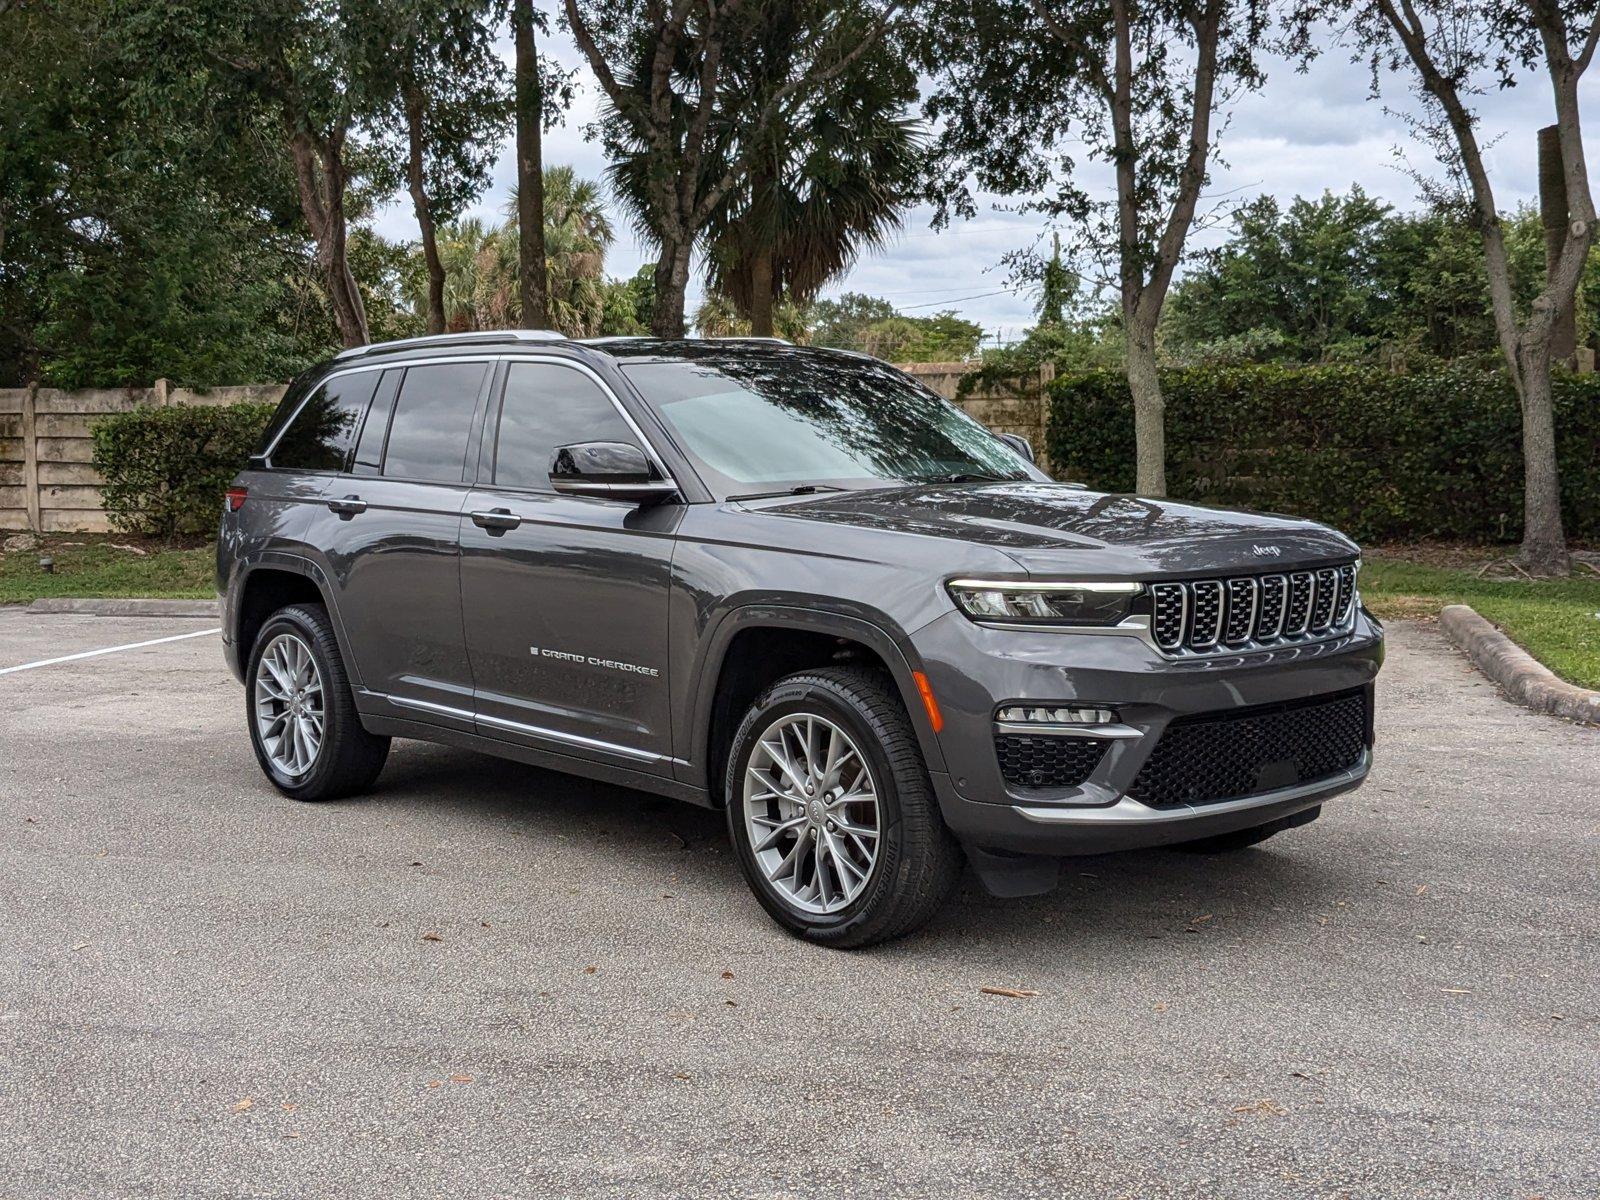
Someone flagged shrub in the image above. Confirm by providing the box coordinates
[91,402,277,536]
[1047,366,1600,543]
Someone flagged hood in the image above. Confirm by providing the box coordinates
[757,481,1358,576]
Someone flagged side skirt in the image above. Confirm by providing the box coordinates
[359,714,714,808]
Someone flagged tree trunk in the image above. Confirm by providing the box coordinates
[514,0,548,329]
[1513,333,1570,575]
[288,128,368,348]
[748,245,775,337]
[651,240,692,338]
[1126,317,1166,497]
[1537,125,1577,367]
[404,84,446,336]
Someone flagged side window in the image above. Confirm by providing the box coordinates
[270,371,379,471]
[493,363,641,491]
[350,369,400,476]
[381,362,488,482]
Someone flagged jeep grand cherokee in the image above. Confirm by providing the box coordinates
[218,331,1384,947]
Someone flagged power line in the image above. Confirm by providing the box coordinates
[897,286,1027,311]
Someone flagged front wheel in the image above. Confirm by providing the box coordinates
[725,667,963,948]
[246,603,389,801]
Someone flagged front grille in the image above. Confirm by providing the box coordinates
[1128,689,1369,808]
[995,733,1107,789]
[1149,562,1357,654]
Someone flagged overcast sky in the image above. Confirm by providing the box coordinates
[370,22,1590,345]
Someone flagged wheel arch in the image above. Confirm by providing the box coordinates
[230,555,359,686]
[687,604,948,805]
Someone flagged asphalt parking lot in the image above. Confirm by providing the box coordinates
[1,609,1596,1199]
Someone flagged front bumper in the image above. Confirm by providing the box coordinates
[910,607,1384,858]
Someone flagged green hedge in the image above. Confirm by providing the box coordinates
[1047,366,1600,543]
[91,402,277,536]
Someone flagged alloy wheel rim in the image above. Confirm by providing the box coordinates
[742,712,881,916]
[254,632,325,778]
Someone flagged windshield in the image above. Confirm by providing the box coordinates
[621,355,1040,497]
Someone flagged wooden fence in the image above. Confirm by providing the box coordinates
[0,382,287,533]
[0,362,1050,534]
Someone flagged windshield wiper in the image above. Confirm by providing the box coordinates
[729,483,847,501]
[922,471,1025,484]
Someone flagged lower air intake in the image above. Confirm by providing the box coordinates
[1127,689,1369,808]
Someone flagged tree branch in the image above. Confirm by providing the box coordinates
[1139,0,1223,323]
[1026,0,1114,102]
[1379,0,1521,383]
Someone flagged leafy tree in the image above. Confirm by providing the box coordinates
[1293,0,1600,575]
[0,0,341,384]
[117,0,392,347]
[807,292,897,348]
[922,0,1274,497]
[804,294,983,360]
[562,0,907,337]
[367,0,507,335]
[1036,232,1077,328]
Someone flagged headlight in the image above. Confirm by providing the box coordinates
[947,579,1142,626]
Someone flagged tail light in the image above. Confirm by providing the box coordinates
[225,486,248,512]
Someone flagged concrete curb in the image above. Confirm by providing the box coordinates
[26,598,219,618]
[1439,603,1600,727]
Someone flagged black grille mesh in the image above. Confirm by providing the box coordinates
[1258,575,1286,634]
[1225,578,1256,643]
[995,734,1108,789]
[1128,689,1369,808]
[1191,581,1223,645]
[1285,573,1313,633]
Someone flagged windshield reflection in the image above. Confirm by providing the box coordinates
[622,355,1040,497]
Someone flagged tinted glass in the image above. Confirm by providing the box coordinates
[493,363,639,490]
[621,356,1035,496]
[351,370,399,476]
[270,371,378,471]
[382,363,488,482]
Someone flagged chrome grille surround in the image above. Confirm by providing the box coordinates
[1143,562,1360,657]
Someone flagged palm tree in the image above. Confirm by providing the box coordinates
[421,167,617,336]
[505,166,615,335]
[614,0,922,338]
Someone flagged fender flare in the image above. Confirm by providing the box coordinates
[231,552,362,688]
[682,601,949,796]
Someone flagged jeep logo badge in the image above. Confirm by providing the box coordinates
[1252,544,1282,558]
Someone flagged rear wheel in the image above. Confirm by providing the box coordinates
[246,603,389,801]
[725,667,963,948]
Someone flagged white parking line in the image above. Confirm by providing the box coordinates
[0,628,221,676]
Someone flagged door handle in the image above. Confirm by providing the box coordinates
[327,495,367,518]
[471,507,521,533]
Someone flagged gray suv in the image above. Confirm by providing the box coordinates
[219,331,1384,946]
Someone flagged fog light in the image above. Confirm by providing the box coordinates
[996,705,1118,725]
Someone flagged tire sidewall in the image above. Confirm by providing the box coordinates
[245,607,343,800]
[724,676,915,944]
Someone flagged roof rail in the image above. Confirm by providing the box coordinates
[710,336,792,345]
[334,329,567,360]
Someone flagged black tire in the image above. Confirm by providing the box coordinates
[1171,805,1321,854]
[245,603,389,801]
[724,666,964,948]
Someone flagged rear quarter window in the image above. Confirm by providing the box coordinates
[270,371,380,471]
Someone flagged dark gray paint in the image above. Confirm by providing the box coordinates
[219,337,1384,873]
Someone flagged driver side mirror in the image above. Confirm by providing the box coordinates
[997,432,1036,464]
[549,441,678,505]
